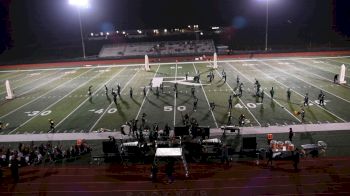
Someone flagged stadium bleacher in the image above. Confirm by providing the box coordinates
[99,40,215,58]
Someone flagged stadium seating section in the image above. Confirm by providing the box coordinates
[99,40,215,58]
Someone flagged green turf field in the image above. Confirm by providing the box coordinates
[0,56,350,135]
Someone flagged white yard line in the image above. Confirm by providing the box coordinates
[285,60,350,89]
[0,69,92,119]
[0,70,60,96]
[327,58,350,67]
[259,60,350,104]
[192,63,219,128]
[227,62,302,123]
[0,71,68,104]
[0,64,141,73]
[174,63,178,127]
[135,65,161,119]
[55,67,127,128]
[88,69,140,132]
[294,59,350,81]
[212,62,262,126]
[9,70,102,134]
[251,62,346,122]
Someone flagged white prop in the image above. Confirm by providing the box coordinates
[5,80,15,100]
[339,64,347,84]
[213,53,218,69]
[145,55,150,71]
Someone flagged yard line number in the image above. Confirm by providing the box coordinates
[234,103,257,109]
[164,106,186,112]
[25,110,52,117]
[89,108,117,114]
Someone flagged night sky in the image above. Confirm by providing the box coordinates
[0,0,349,53]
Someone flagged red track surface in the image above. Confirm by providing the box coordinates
[1,156,350,195]
[1,50,350,70]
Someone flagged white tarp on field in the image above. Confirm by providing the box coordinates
[202,138,221,144]
[122,141,138,147]
[155,148,182,157]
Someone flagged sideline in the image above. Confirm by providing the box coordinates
[0,122,349,142]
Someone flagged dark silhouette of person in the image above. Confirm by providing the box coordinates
[165,159,175,183]
[293,148,300,171]
[10,157,20,183]
[289,128,294,141]
[267,147,273,167]
[334,74,338,83]
[150,163,158,182]
[221,144,230,165]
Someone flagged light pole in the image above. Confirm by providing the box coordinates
[69,0,89,59]
[264,0,269,51]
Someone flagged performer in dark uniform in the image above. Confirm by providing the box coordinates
[49,119,55,133]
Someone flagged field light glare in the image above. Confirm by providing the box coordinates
[69,0,89,8]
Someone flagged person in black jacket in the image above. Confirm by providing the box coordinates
[150,162,158,182]
[289,128,294,142]
[10,156,20,183]
[293,148,300,171]
[165,158,175,184]
[267,147,273,167]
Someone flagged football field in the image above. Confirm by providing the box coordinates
[1,55,350,135]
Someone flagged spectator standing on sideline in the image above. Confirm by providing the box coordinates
[165,159,175,184]
[267,147,273,167]
[150,162,158,182]
[289,128,294,141]
[221,144,230,165]
[293,148,300,171]
[10,155,20,183]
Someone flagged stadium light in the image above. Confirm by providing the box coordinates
[259,0,269,51]
[69,0,89,59]
[69,0,89,8]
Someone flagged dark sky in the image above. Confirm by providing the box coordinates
[0,0,349,52]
